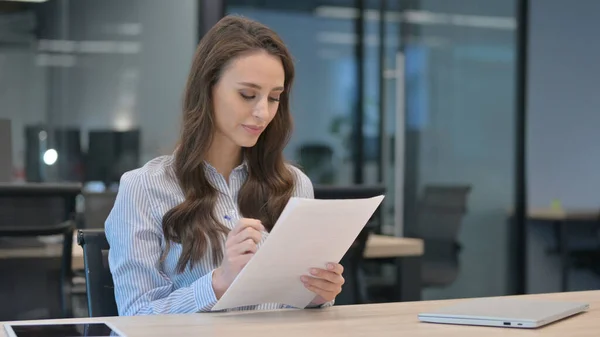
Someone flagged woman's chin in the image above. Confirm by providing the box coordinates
[237,138,260,148]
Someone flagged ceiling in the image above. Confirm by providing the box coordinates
[225,0,515,17]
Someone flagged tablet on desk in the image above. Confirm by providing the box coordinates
[4,321,126,337]
[418,297,589,329]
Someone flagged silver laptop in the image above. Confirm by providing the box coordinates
[418,297,589,328]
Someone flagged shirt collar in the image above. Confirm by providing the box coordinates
[203,158,248,174]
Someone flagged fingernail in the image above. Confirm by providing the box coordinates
[327,263,334,270]
[301,276,308,282]
[310,268,318,275]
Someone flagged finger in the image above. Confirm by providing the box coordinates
[234,252,254,269]
[232,227,262,245]
[303,283,335,302]
[231,218,264,235]
[230,238,258,255]
[309,268,345,285]
[325,262,344,275]
[301,276,341,293]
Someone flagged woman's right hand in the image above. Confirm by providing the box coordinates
[212,218,264,299]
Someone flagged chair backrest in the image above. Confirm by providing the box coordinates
[0,183,81,317]
[0,183,80,225]
[415,185,471,241]
[77,229,118,317]
[414,184,471,287]
[0,196,67,233]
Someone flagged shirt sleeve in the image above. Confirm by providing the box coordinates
[105,170,218,316]
[289,165,335,308]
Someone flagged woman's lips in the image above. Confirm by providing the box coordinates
[242,124,264,135]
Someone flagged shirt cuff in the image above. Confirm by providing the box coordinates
[192,269,219,312]
[306,299,335,309]
[320,300,335,308]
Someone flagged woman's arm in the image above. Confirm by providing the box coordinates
[105,170,218,315]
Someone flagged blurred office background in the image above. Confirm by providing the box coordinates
[0,0,599,321]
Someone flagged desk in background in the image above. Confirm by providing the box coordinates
[365,235,423,302]
[510,208,600,293]
[0,234,423,269]
[528,208,599,292]
[0,234,425,303]
[1,290,598,337]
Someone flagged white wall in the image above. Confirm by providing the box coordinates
[527,0,600,209]
[525,0,600,293]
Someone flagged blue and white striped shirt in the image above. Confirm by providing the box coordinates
[105,154,332,316]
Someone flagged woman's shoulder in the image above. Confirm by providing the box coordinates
[119,155,177,187]
[108,154,182,226]
[117,155,182,207]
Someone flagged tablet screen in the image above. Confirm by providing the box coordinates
[6,322,122,337]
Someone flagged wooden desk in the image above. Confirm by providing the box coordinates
[364,235,423,302]
[364,234,423,259]
[0,234,424,271]
[526,208,600,222]
[1,290,598,336]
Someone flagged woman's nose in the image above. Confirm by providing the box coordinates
[252,97,269,121]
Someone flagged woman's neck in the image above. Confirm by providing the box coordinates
[205,137,242,181]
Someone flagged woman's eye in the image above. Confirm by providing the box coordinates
[240,93,255,100]
[268,96,280,102]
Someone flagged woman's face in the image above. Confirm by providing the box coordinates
[212,50,285,149]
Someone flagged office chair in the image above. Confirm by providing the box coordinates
[77,229,118,317]
[0,183,80,318]
[365,184,471,302]
[416,185,471,287]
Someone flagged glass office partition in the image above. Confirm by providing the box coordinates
[0,0,198,185]
[226,1,519,300]
[226,2,360,185]
[377,0,518,300]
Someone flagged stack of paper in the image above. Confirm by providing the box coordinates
[212,195,385,311]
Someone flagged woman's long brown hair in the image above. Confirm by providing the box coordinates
[162,15,296,273]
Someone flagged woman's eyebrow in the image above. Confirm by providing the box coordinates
[238,82,284,91]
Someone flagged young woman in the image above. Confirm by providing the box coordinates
[105,15,345,316]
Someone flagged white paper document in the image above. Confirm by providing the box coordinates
[212,195,385,311]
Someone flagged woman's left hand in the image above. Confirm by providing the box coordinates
[301,262,345,306]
